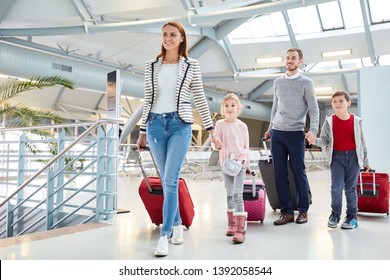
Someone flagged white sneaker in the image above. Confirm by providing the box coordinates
[154,236,168,257]
[171,225,184,245]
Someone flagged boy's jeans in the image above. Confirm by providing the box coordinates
[147,112,191,237]
[330,150,360,217]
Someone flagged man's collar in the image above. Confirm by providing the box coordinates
[284,71,300,79]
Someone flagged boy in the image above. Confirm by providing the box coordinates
[315,90,370,229]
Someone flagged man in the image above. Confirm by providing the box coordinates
[264,48,319,226]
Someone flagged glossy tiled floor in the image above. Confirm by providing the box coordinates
[1,168,389,261]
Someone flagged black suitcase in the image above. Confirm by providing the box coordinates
[259,140,312,211]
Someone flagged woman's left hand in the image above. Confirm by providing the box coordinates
[212,136,222,150]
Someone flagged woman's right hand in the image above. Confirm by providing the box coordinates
[136,134,147,151]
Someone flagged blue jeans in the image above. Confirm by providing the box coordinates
[270,129,309,215]
[146,112,191,237]
[330,150,360,217]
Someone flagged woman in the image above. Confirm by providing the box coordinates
[136,21,219,257]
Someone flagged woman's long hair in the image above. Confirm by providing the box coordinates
[157,21,188,59]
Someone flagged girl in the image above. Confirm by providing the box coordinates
[213,93,251,244]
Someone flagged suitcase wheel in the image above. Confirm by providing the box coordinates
[155,223,160,227]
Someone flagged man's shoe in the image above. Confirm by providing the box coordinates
[296,212,308,224]
[273,214,294,225]
[171,225,184,245]
[327,213,340,228]
[341,216,358,229]
[154,236,168,257]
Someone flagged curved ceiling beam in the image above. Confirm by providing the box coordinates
[202,68,359,82]
[282,10,298,48]
[359,0,378,65]
[248,79,274,101]
[0,40,271,121]
[0,0,14,23]
[0,0,335,37]
[69,0,97,24]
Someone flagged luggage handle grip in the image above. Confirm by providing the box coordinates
[132,146,162,193]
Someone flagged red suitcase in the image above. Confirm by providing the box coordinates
[135,149,195,228]
[138,176,195,227]
[357,171,389,215]
[243,173,266,222]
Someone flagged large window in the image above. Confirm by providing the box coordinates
[368,0,390,24]
[228,0,372,42]
[317,1,343,30]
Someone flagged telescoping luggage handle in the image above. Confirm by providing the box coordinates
[132,146,162,193]
[261,137,271,163]
[359,169,377,196]
[250,171,257,197]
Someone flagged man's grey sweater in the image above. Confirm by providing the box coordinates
[270,74,319,135]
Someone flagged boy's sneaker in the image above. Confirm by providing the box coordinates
[327,214,340,228]
[171,225,184,245]
[341,216,358,229]
[154,235,168,257]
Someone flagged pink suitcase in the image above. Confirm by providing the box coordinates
[243,173,266,222]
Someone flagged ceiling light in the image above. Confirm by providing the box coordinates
[321,49,352,58]
[316,95,332,100]
[123,96,135,100]
[255,57,283,63]
[315,86,333,92]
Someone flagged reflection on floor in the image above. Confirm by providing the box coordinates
[0,169,389,260]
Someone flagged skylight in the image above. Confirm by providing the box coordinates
[287,6,322,34]
[368,0,390,23]
[339,0,364,28]
[228,0,370,42]
[378,54,390,65]
[317,1,343,30]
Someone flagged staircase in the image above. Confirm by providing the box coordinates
[0,119,122,238]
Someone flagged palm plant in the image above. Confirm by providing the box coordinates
[0,75,74,128]
[0,76,83,170]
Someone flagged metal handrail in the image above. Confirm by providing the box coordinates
[0,121,97,132]
[0,118,122,208]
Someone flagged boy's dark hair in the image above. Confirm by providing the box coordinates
[286,48,303,60]
[332,90,350,102]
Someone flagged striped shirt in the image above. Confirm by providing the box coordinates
[140,56,214,133]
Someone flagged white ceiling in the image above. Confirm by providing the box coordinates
[1,0,390,122]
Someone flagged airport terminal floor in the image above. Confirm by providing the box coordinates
[0,168,389,261]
